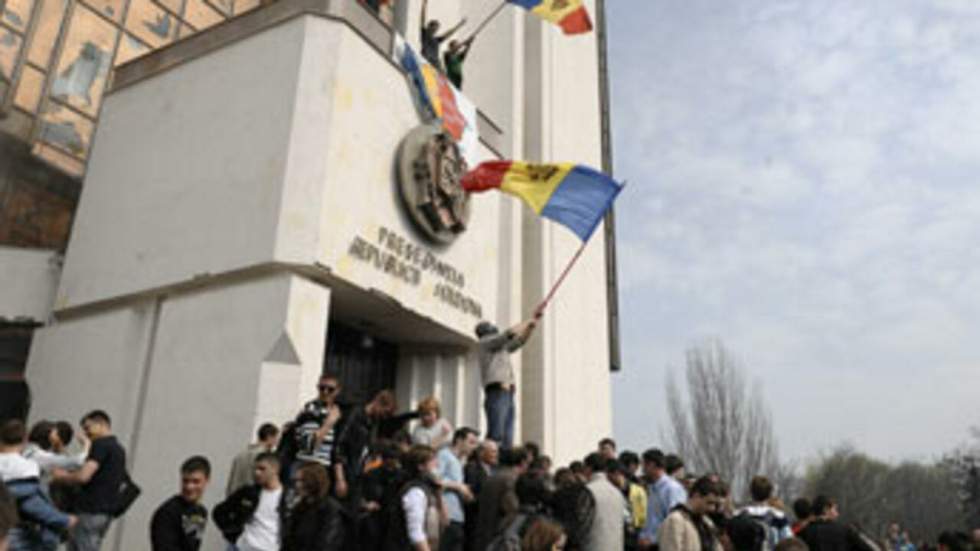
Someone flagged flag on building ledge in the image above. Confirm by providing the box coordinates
[508,0,593,35]
[462,161,622,241]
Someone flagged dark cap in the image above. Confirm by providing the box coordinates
[475,321,499,337]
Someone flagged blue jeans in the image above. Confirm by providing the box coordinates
[67,513,112,551]
[484,386,514,448]
[9,526,59,551]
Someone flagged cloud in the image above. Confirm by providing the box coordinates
[608,0,980,461]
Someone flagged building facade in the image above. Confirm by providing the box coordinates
[2,0,618,549]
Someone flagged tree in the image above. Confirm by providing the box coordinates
[665,339,780,498]
[944,427,980,529]
[805,445,966,542]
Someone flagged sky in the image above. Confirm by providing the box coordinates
[607,0,980,464]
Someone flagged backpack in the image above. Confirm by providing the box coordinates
[727,512,769,551]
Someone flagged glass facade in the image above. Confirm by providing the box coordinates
[0,0,266,176]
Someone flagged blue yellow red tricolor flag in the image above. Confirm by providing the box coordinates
[508,0,592,35]
[393,36,479,165]
[462,161,622,241]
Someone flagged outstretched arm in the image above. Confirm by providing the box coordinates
[505,318,538,351]
[460,36,475,57]
[438,17,467,40]
[420,0,428,31]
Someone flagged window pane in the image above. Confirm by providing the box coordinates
[2,0,35,32]
[182,0,221,31]
[26,0,68,68]
[126,0,176,48]
[113,32,148,66]
[50,4,117,116]
[13,64,43,112]
[80,0,126,23]
[32,140,85,175]
[37,101,94,158]
[0,29,22,81]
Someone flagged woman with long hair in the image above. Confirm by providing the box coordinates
[282,463,344,551]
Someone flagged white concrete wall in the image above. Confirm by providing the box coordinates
[519,0,614,464]
[55,18,311,310]
[309,19,511,337]
[0,246,60,322]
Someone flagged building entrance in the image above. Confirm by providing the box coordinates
[324,323,397,407]
[0,324,34,422]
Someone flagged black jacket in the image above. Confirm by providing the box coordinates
[282,496,345,551]
[799,520,875,551]
[212,484,285,544]
[150,495,207,551]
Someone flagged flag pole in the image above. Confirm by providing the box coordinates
[466,1,508,42]
[532,239,590,319]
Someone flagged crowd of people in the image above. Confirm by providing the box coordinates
[2,391,980,551]
[1,315,979,551]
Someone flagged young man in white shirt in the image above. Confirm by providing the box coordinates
[214,453,283,551]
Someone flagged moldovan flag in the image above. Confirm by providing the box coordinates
[393,35,479,165]
[462,161,622,241]
[509,0,592,35]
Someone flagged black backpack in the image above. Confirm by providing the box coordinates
[727,512,768,551]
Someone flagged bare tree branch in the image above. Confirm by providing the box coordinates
[665,339,780,498]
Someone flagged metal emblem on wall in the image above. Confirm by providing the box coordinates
[396,124,471,245]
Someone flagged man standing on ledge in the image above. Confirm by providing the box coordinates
[474,318,538,449]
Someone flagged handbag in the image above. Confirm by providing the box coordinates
[111,471,141,518]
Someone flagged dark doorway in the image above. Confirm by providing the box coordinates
[324,323,397,407]
[0,324,35,422]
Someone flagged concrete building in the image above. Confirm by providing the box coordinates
[2,0,619,549]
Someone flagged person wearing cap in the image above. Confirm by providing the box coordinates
[474,317,538,449]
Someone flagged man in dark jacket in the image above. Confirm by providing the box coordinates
[463,440,497,551]
[357,443,405,550]
[798,496,874,551]
[333,390,398,502]
[213,453,284,550]
[150,456,211,551]
[474,447,528,550]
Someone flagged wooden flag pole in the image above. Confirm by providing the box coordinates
[466,1,508,42]
[532,239,589,320]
